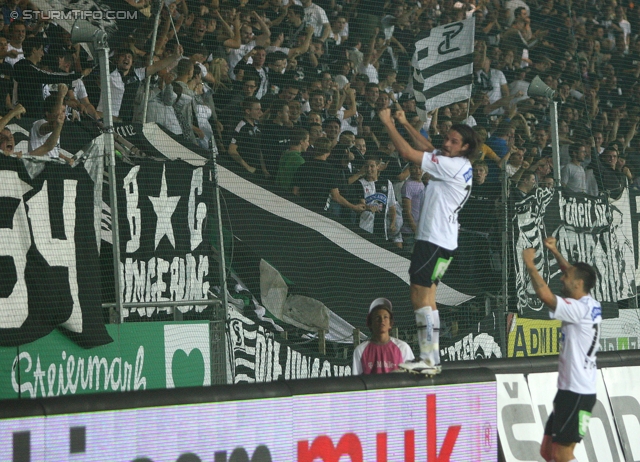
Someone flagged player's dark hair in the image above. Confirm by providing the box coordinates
[574,262,597,293]
[450,123,481,159]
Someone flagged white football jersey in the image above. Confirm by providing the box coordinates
[551,295,602,395]
[416,150,473,250]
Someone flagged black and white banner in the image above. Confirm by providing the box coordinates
[0,155,112,348]
[101,124,215,320]
[412,17,475,118]
[513,188,636,319]
[228,309,351,383]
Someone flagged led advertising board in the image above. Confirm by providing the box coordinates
[1,381,496,461]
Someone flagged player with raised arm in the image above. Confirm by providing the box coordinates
[523,237,602,462]
[378,107,479,374]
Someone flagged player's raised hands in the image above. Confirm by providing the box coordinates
[378,107,392,123]
[543,237,557,250]
[522,248,536,264]
[394,109,408,125]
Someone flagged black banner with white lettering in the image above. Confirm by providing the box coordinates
[0,156,112,348]
[513,188,635,319]
[101,124,215,320]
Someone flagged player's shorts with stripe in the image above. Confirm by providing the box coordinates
[544,389,597,444]
[409,240,454,287]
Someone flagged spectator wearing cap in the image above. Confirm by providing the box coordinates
[352,298,414,375]
[97,45,183,123]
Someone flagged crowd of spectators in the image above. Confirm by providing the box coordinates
[1,0,640,251]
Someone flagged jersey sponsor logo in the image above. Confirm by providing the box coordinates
[591,305,602,321]
[463,168,472,182]
[365,192,388,212]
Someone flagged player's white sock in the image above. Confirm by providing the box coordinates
[432,309,440,366]
[415,306,436,367]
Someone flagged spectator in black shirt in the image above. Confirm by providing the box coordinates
[229,96,269,177]
[13,37,83,118]
[293,137,366,215]
[261,99,293,175]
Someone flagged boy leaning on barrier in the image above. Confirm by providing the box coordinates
[523,237,602,462]
[352,298,414,375]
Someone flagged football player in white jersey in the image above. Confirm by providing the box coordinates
[523,237,602,462]
[379,108,479,374]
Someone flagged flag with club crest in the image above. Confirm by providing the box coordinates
[412,17,475,120]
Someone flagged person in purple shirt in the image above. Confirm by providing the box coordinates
[352,298,414,374]
[401,163,425,251]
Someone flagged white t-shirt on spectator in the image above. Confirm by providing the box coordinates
[228,41,256,79]
[303,3,329,38]
[487,68,507,105]
[29,119,59,158]
[562,163,587,193]
[5,44,23,67]
[358,62,379,84]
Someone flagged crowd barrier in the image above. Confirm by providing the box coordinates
[1,351,639,461]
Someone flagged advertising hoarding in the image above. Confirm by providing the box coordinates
[0,382,496,461]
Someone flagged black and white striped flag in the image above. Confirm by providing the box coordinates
[412,17,475,120]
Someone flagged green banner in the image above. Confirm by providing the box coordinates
[0,322,210,400]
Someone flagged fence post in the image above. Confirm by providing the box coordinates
[318,330,326,355]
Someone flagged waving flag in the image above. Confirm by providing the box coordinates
[412,17,475,120]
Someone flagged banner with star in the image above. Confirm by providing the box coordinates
[100,125,215,320]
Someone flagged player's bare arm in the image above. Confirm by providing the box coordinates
[393,109,434,152]
[543,237,572,272]
[523,248,557,309]
[378,108,425,166]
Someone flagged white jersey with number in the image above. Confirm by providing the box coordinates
[416,150,473,250]
[551,294,602,395]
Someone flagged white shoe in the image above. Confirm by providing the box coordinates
[399,359,442,375]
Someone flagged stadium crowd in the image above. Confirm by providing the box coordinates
[1,0,640,251]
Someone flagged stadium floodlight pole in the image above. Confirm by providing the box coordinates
[141,0,163,123]
[71,20,124,323]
